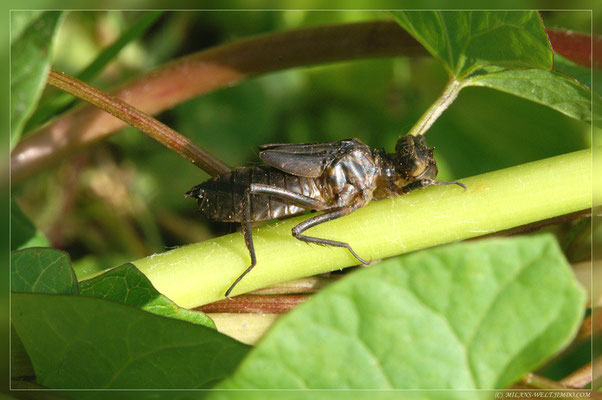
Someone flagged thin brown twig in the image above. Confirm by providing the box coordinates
[195,294,308,314]
[11,20,424,183]
[560,356,602,389]
[249,275,339,295]
[577,307,602,341]
[46,69,230,177]
[520,373,568,390]
[515,373,602,399]
[195,275,340,313]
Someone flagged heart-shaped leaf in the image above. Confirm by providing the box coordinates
[80,263,216,329]
[11,292,250,389]
[11,325,34,380]
[211,235,585,394]
[10,247,77,382]
[390,11,552,79]
[464,68,593,122]
[11,247,78,294]
[11,248,227,389]
[553,55,592,90]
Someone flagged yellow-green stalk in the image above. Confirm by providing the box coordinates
[133,148,595,308]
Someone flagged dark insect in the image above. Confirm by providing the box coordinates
[187,134,465,298]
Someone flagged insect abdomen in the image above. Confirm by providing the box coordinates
[188,166,324,222]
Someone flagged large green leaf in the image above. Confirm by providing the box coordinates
[79,263,216,329]
[10,247,77,383]
[11,292,250,389]
[390,11,552,79]
[11,11,44,39]
[464,68,593,122]
[211,235,585,394]
[11,325,34,380]
[390,11,592,124]
[553,54,592,90]
[10,199,51,251]
[11,248,221,389]
[11,248,78,294]
[11,246,215,327]
[10,11,63,149]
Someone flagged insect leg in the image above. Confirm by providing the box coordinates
[249,183,327,210]
[225,184,327,298]
[292,208,369,265]
[224,188,257,299]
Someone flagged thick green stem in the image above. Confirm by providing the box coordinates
[131,148,595,308]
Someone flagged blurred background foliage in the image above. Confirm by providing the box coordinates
[11,10,594,279]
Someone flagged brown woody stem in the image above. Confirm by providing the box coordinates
[560,357,602,389]
[520,373,568,390]
[196,295,308,314]
[248,275,339,295]
[45,69,230,176]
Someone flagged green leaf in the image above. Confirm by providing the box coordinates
[10,11,63,149]
[464,68,593,122]
[212,235,585,392]
[11,292,250,389]
[390,11,552,79]
[553,54,592,90]
[11,248,78,295]
[11,325,34,379]
[10,199,51,251]
[10,247,77,384]
[80,263,216,329]
[10,11,44,39]
[10,380,59,392]
[10,247,76,385]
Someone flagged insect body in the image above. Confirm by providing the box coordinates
[187,134,464,298]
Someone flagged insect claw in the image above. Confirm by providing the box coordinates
[365,257,379,266]
[347,248,370,265]
[434,180,466,189]
[358,257,379,267]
